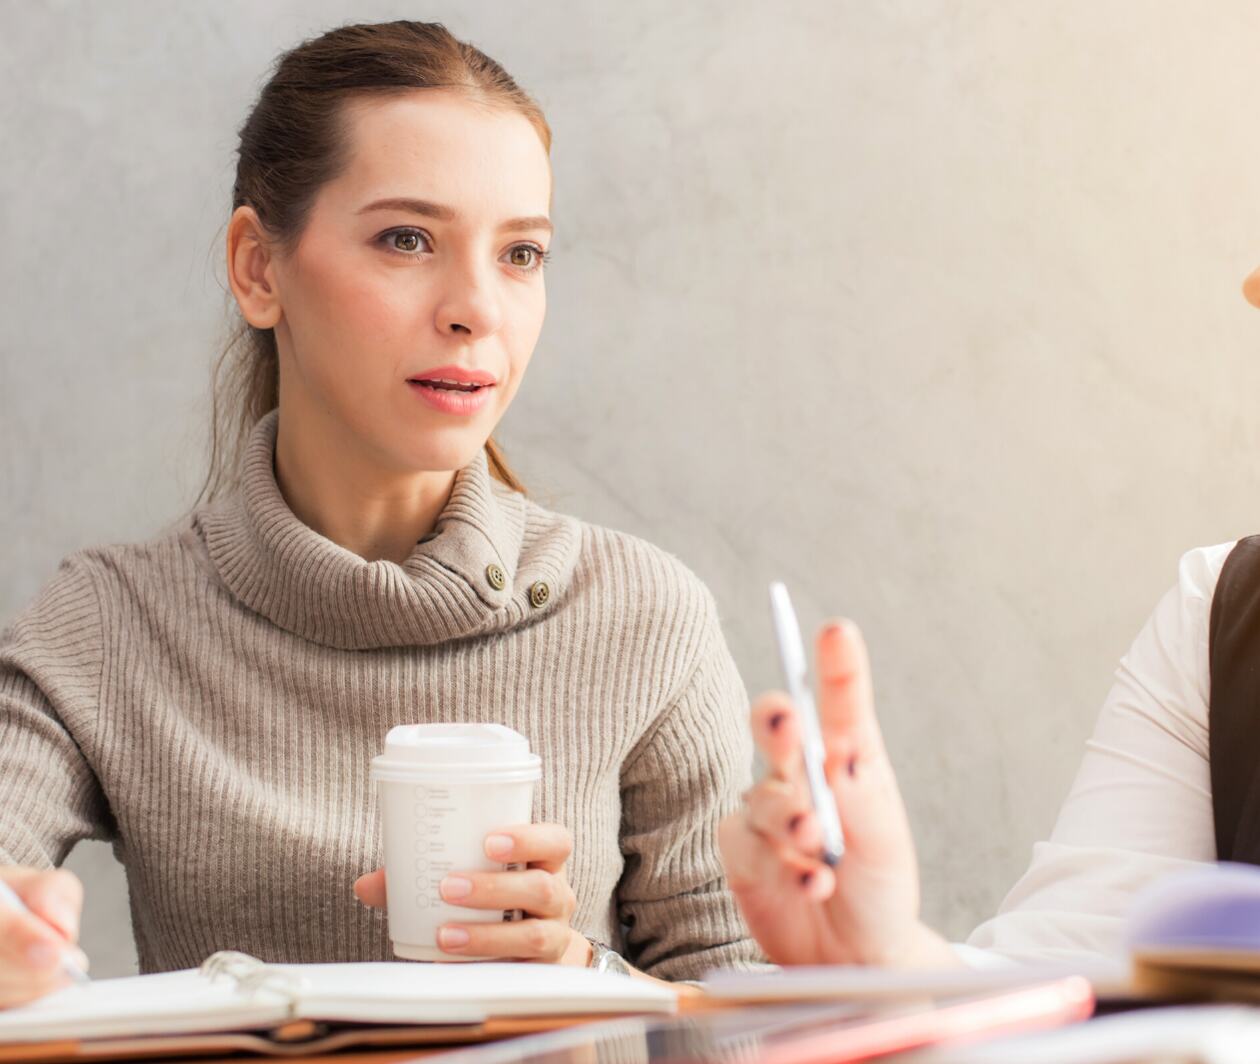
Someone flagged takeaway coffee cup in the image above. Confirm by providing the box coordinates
[369,723,542,961]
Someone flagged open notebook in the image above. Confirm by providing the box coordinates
[0,950,676,1060]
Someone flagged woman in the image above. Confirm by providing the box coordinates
[721,263,1260,967]
[0,20,760,1006]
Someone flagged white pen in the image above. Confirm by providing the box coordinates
[0,880,90,985]
[769,582,846,866]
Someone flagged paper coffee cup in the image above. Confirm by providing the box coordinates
[370,723,542,961]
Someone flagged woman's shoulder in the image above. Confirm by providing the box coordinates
[519,495,722,642]
[3,517,207,642]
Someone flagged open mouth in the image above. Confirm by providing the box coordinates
[408,378,489,393]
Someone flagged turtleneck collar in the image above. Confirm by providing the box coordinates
[197,411,580,650]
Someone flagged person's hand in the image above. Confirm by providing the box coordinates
[719,620,957,968]
[354,823,590,965]
[0,867,89,1007]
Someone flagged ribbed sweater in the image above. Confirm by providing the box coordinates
[0,412,761,980]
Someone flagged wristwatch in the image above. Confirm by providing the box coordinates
[586,938,632,976]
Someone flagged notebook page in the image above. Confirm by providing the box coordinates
[276,962,677,1024]
[0,969,290,1043]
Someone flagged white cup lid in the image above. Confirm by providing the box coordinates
[377,723,539,768]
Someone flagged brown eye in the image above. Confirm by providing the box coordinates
[509,245,537,268]
[392,231,422,253]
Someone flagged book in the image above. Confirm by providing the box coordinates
[1129,861,1260,1001]
[0,950,676,1060]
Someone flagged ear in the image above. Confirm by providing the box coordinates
[227,205,283,329]
[1243,266,1260,309]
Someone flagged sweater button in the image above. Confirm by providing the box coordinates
[486,563,506,591]
[529,581,551,609]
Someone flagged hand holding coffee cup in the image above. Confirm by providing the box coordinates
[355,821,588,964]
[358,723,590,965]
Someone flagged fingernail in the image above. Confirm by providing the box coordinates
[485,834,514,858]
[799,871,814,890]
[787,814,804,835]
[438,927,470,949]
[768,712,786,732]
[440,876,473,900]
[26,942,59,971]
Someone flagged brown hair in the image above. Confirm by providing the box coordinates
[201,20,549,503]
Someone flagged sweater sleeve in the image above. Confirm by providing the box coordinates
[616,593,766,980]
[0,558,114,867]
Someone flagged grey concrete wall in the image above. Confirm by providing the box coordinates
[5,1,1260,977]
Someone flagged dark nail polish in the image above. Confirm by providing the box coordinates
[769,712,786,732]
[788,814,804,834]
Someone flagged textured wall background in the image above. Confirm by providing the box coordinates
[5,1,1260,977]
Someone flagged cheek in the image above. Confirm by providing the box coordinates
[299,258,421,348]
[500,286,545,394]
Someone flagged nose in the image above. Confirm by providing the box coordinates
[434,257,504,339]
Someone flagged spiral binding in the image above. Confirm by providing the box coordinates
[198,950,310,1014]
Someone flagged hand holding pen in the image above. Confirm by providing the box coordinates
[0,868,89,1007]
[718,600,957,969]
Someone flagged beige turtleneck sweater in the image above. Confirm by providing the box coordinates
[0,412,762,980]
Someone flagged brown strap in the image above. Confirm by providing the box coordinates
[1208,535,1260,863]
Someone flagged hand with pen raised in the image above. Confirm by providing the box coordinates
[354,823,591,965]
[719,620,958,968]
[0,867,89,1006]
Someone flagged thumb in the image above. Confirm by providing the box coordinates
[353,868,387,909]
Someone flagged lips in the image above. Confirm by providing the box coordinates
[405,366,497,416]
[406,365,498,390]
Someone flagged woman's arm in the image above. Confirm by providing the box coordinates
[0,557,113,1002]
[0,558,113,868]
[967,543,1226,964]
[617,594,766,981]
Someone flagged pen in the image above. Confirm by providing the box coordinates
[0,880,90,986]
[769,581,846,866]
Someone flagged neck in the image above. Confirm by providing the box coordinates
[273,402,457,566]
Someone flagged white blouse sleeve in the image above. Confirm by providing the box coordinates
[964,542,1235,965]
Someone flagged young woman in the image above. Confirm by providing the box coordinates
[0,21,761,1006]
[720,262,1260,967]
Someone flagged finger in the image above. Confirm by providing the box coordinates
[353,868,387,909]
[743,778,823,854]
[21,870,84,941]
[750,693,805,780]
[440,868,575,920]
[816,620,886,771]
[436,918,573,962]
[484,823,572,873]
[719,810,836,906]
[0,907,78,984]
[1244,265,1260,309]
[0,868,82,942]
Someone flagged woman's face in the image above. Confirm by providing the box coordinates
[269,90,552,474]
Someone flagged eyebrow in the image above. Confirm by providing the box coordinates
[357,197,553,236]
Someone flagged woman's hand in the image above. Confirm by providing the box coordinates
[0,867,89,1007]
[354,823,590,965]
[719,620,958,968]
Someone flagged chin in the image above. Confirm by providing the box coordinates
[391,434,488,475]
